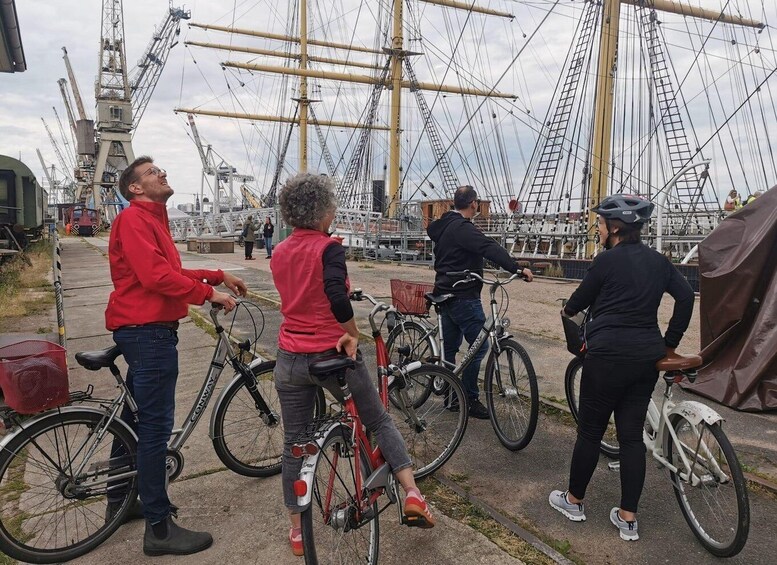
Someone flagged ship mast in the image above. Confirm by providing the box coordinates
[586,0,764,256]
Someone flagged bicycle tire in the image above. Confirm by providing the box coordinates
[484,339,539,451]
[564,357,620,459]
[212,360,326,477]
[388,364,468,479]
[0,410,138,564]
[665,415,750,557]
[301,427,379,565]
[386,320,436,409]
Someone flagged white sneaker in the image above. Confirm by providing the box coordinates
[610,507,639,541]
[548,490,586,522]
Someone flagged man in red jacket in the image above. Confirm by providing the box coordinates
[106,156,246,557]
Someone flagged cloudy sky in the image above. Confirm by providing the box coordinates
[2,0,775,211]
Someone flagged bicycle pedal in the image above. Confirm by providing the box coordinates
[402,515,430,528]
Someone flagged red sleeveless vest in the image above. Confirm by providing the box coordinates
[271,229,349,353]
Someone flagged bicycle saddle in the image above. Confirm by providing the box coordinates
[656,351,702,372]
[75,345,122,371]
[309,354,355,379]
[424,292,454,304]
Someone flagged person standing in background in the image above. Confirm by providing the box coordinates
[263,216,274,258]
[243,215,257,260]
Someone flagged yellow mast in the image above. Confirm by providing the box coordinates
[586,0,763,256]
[387,0,404,218]
[299,0,309,172]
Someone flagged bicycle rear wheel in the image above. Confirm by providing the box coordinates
[666,416,749,557]
[212,360,326,477]
[388,364,468,479]
[0,410,138,564]
[564,357,620,459]
[386,320,436,408]
[484,339,539,451]
[301,428,379,565]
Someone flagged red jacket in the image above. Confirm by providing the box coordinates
[271,229,348,353]
[105,200,224,330]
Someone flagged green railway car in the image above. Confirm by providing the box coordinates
[0,154,47,231]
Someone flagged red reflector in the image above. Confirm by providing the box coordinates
[291,445,304,458]
[294,480,307,497]
[304,442,319,456]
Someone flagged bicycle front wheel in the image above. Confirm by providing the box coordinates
[389,364,468,479]
[0,410,138,564]
[301,428,379,565]
[484,339,539,451]
[564,357,620,459]
[666,415,750,557]
[212,360,326,477]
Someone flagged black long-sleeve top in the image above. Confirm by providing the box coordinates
[427,211,518,298]
[564,242,695,362]
[322,244,354,323]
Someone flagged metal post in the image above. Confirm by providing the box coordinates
[655,160,711,254]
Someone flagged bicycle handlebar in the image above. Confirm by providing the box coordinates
[448,270,525,288]
[349,289,393,333]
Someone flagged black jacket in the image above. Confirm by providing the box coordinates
[565,242,695,362]
[427,211,517,298]
[263,223,274,238]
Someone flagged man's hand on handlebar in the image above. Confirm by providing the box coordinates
[211,290,237,313]
[520,267,534,282]
[223,272,248,297]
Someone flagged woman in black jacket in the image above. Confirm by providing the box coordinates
[548,194,694,542]
[263,216,274,258]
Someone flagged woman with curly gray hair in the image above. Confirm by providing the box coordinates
[271,173,435,557]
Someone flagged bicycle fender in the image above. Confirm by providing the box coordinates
[296,423,351,509]
[0,406,138,450]
[208,358,272,439]
[668,400,724,427]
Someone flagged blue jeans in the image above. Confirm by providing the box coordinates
[440,297,488,401]
[264,236,273,257]
[112,325,179,523]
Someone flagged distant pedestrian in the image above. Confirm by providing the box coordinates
[263,216,274,258]
[746,191,762,205]
[724,190,741,212]
[242,215,257,260]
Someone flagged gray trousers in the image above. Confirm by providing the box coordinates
[274,348,412,512]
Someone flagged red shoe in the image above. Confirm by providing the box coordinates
[404,491,435,528]
[289,527,303,556]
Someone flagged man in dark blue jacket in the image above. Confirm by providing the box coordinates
[427,185,533,418]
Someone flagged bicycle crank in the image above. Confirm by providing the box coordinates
[166,450,185,482]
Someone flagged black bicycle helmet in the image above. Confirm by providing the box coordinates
[592,194,654,224]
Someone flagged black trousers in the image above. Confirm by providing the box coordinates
[244,240,254,258]
[568,356,658,513]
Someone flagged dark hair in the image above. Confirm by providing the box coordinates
[607,218,643,244]
[453,185,477,210]
[118,156,153,201]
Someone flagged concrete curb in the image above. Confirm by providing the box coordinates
[436,474,576,565]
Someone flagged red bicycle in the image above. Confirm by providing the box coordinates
[292,289,467,564]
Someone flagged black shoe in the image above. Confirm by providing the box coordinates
[105,498,145,524]
[143,515,213,556]
[468,399,490,420]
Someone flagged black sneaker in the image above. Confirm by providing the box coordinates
[468,399,489,419]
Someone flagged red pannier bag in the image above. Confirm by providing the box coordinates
[0,340,69,414]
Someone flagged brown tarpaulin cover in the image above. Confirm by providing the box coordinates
[684,186,777,411]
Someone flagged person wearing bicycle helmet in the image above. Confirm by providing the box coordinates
[549,194,694,541]
[271,173,435,557]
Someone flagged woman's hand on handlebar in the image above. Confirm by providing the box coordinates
[211,290,237,313]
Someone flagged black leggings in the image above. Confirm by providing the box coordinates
[568,356,658,513]
[244,240,254,258]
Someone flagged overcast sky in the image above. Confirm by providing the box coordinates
[2,0,775,210]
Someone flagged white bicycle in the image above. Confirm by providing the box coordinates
[565,351,750,557]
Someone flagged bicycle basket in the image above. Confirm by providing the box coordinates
[0,340,69,414]
[390,279,435,316]
[561,311,588,357]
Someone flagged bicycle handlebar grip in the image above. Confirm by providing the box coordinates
[349,289,363,301]
[446,270,469,277]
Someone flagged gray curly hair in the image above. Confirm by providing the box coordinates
[279,173,337,229]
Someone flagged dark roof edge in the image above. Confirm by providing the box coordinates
[0,0,26,72]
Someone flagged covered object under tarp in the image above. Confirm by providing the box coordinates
[684,185,777,411]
